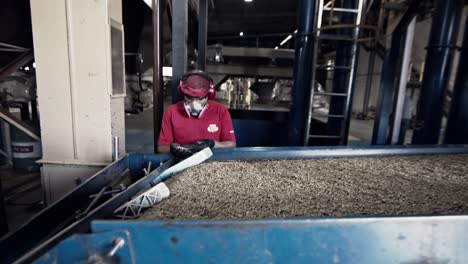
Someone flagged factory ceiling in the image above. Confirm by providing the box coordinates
[0,0,456,72]
[207,0,299,48]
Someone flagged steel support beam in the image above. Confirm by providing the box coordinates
[216,46,295,59]
[445,16,468,144]
[197,0,208,71]
[372,34,403,145]
[372,0,422,145]
[0,108,40,141]
[0,50,33,81]
[171,0,187,103]
[390,18,415,144]
[412,0,463,144]
[205,64,293,78]
[153,0,165,153]
[288,0,316,146]
[360,48,376,118]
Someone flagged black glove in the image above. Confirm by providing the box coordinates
[170,143,192,158]
[183,139,215,154]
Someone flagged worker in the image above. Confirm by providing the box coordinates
[157,70,236,157]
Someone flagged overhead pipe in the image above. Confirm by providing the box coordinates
[153,0,166,153]
[288,0,316,146]
[444,15,468,144]
[412,0,463,144]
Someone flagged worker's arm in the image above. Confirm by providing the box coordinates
[215,140,236,148]
[157,145,170,154]
[157,108,174,154]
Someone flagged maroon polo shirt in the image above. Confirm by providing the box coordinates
[158,100,236,145]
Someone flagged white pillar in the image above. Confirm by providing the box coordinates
[30,0,125,203]
[391,18,416,144]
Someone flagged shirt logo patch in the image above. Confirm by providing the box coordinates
[207,124,219,133]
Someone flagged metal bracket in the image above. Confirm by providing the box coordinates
[34,231,135,264]
[113,148,213,219]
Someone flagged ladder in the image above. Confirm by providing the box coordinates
[304,0,366,145]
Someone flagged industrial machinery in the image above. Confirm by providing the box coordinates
[2,0,468,263]
[124,75,154,113]
[0,71,36,106]
[1,145,468,263]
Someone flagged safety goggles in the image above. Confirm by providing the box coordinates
[184,94,208,101]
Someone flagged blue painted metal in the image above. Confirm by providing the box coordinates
[197,0,208,71]
[34,231,135,264]
[152,0,165,153]
[445,15,468,144]
[207,145,468,160]
[372,34,403,145]
[232,119,288,147]
[8,145,468,263]
[412,0,464,144]
[288,0,316,146]
[230,109,289,147]
[372,0,423,145]
[126,146,468,176]
[0,156,129,264]
[138,145,468,163]
[12,158,176,264]
[171,0,187,103]
[38,216,468,263]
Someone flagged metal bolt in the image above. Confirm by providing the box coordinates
[107,237,125,257]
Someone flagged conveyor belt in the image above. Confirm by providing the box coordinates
[140,154,468,220]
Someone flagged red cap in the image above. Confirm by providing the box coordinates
[179,72,212,98]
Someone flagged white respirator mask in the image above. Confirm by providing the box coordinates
[184,100,207,117]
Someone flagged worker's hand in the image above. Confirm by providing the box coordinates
[184,139,215,153]
[169,143,192,158]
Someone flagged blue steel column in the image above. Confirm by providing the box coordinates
[412,0,463,144]
[360,48,376,119]
[171,0,187,103]
[372,0,423,145]
[197,0,208,71]
[372,33,403,145]
[288,0,316,146]
[445,16,468,144]
[153,0,165,152]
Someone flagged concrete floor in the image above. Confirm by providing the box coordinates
[348,118,374,144]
